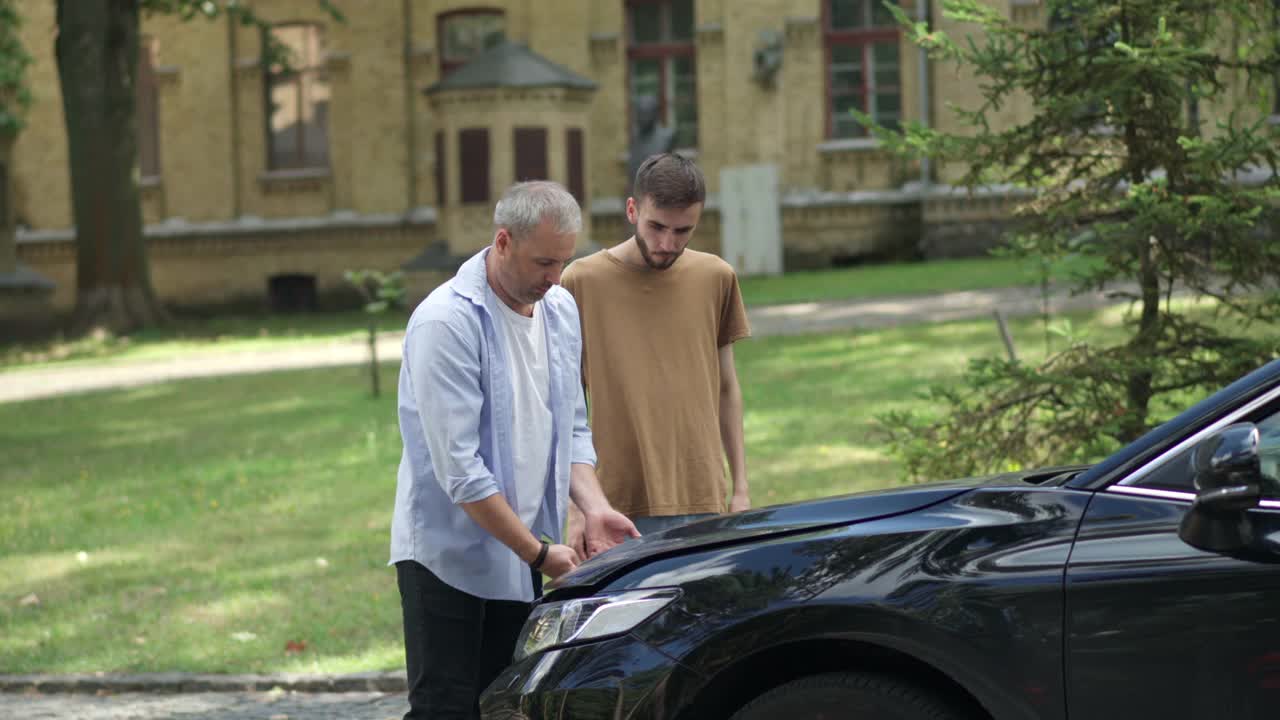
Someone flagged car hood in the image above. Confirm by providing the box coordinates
[550,477,994,594]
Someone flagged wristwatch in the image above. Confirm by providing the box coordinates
[529,540,549,571]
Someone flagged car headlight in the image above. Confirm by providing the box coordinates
[513,588,679,663]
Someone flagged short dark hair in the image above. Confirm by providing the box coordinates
[633,153,706,209]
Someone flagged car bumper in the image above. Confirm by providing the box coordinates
[480,633,698,720]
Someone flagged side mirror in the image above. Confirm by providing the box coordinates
[1179,423,1263,553]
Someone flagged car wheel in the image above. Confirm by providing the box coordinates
[729,672,964,720]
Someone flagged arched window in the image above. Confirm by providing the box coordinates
[263,23,330,171]
[824,0,901,139]
[626,0,698,149]
[439,10,506,77]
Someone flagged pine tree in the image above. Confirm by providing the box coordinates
[870,0,1280,479]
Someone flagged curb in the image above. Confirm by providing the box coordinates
[0,671,406,695]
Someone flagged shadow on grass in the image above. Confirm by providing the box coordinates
[2,305,1159,673]
[1,364,406,674]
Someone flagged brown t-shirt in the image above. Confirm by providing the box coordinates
[562,248,751,518]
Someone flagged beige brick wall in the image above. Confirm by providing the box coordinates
[782,13,825,191]
[11,1,69,231]
[587,0,629,200]
[10,0,1272,316]
[147,12,234,223]
[18,222,434,311]
[591,196,914,269]
[931,0,1029,184]
[8,0,974,230]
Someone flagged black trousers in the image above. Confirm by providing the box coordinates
[396,560,542,720]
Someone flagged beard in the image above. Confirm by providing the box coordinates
[634,231,682,270]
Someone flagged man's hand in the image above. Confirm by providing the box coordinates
[583,509,641,558]
[539,544,581,579]
[729,490,751,513]
[565,502,587,559]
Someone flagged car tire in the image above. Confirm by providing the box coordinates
[729,672,965,720]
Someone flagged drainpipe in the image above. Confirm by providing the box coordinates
[917,0,931,188]
[402,0,418,213]
[227,16,242,218]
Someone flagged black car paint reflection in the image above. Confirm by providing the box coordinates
[482,359,1280,720]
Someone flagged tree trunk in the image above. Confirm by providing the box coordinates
[368,318,380,398]
[56,0,166,333]
[1123,237,1160,441]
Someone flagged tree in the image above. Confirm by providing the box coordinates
[0,0,31,139]
[51,0,341,333]
[865,0,1280,480]
[344,268,406,398]
[0,0,32,275]
[0,0,31,278]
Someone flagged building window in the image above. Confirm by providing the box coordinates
[627,0,698,149]
[459,128,491,204]
[439,10,505,77]
[824,0,901,139]
[514,127,548,182]
[264,23,330,171]
[566,128,585,204]
[137,36,161,179]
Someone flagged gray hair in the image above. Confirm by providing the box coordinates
[493,181,582,239]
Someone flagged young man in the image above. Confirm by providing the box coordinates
[389,180,639,720]
[562,153,751,541]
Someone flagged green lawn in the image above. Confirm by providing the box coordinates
[1,254,1091,371]
[1,309,411,372]
[737,253,1093,307]
[0,305,1145,674]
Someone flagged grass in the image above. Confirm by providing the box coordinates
[1,254,1093,371]
[0,304,1147,675]
[1,309,411,371]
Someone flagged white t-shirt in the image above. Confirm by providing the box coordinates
[489,289,553,530]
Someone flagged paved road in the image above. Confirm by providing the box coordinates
[1,283,1137,404]
[0,690,405,720]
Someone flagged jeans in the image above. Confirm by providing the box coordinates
[396,560,542,720]
[632,513,718,536]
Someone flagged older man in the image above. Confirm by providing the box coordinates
[390,180,639,720]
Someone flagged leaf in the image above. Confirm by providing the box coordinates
[18,593,39,607]
[231,631,258,642]
[284,640,308,654]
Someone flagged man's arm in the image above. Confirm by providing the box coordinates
[410,318,578,578]
[570,462,640,557]
[719,343,749,512]
[565,333,596,557]
[460,495,579,579]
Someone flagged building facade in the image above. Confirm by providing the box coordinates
[6,0,1275,313]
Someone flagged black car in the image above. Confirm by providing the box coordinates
[481,359,1280,720]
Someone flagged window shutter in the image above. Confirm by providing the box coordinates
[434,130,446,206]
[566,128,585,204]
[513,127,548,182]
[137,37,161,178]
[459,128,490,204]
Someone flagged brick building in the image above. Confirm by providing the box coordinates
[4,0,1274,315]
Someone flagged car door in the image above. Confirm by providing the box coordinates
[1064,395,1280,720]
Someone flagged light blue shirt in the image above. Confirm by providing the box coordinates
[389,248,595,602]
